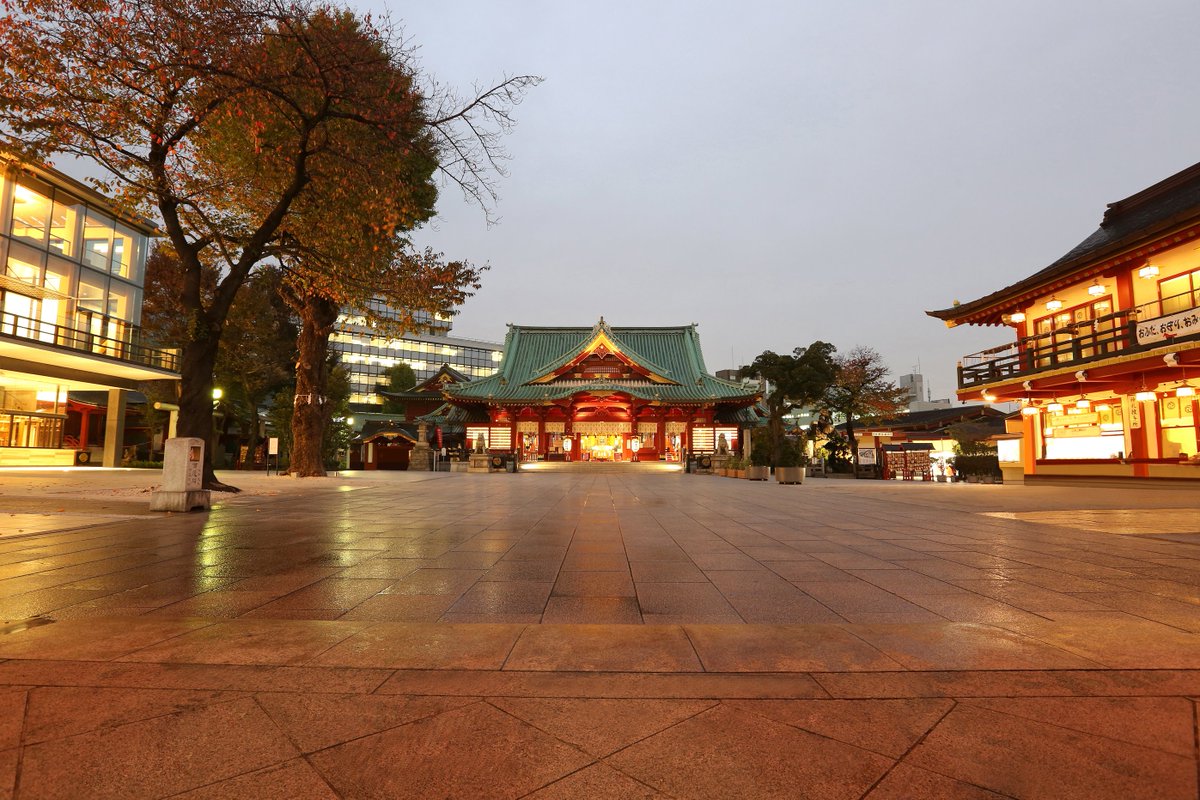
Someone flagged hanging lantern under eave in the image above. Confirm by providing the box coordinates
[1008,312,1026,323]
[1075,398,1091,409]
[1020,406,1039,417]
[1138,264,1160,279]
[1135,391,1157,403]
[1176,385,1196,398]
[1045,297,1063,312]
[1046,401,1064,413]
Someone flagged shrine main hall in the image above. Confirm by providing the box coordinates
[440,319,762,463]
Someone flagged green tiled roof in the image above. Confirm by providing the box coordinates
[444,320,759,405]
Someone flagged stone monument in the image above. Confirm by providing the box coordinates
[711,432,731,472]
[468,432,491,473]
[149,437,211,512]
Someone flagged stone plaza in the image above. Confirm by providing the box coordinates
[0,469,1198,798]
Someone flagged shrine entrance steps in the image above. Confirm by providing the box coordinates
[519,460,683,474]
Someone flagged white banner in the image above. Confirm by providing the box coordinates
[572,421,631,435]
[1136,308,1200,344]
[858,448,876,465]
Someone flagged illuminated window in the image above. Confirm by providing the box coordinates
[10,177,52,245]
[49,193,83,258]
[82,209,114,271]
[1160,269,1200,315]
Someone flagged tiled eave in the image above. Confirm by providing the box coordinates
[928,220,1200,328]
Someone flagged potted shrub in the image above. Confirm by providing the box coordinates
[775,439,806,485]
[727,454,745,479]
[745,440,770,481]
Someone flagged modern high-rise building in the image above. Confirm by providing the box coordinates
[898,372,951,412]
[330,299,504,411]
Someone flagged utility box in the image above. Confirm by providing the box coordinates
[149,437,212,512]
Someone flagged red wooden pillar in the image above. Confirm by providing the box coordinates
[1021,412,1039,478]
[656,417,666,461]
[537,412,546,458]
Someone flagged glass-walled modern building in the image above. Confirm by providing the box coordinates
[331,302,504,410]
[0,152,178,466]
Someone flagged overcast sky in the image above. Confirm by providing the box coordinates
[359,0,1200,402]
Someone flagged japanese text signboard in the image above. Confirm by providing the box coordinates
[1137,308,1200,345]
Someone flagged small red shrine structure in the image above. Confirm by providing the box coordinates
[442,319,763,462]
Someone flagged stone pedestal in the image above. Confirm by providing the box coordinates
[409,442,433,471]
[468,453,491,473]
[450,460,469,473]
[150,437,211,512]
[711,454,730,473]
[408,422,433,472]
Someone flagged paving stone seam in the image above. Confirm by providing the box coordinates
[494,697,717,800]
[858,697,963,798]
[1192,700,1200,797]
[951,696,1200,761]
[10,686,29,800]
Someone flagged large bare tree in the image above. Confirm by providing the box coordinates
[0,0,536,486]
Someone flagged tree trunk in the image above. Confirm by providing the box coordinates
[846,415,859,477]
[288,295,340,477]
[175,331,235,490]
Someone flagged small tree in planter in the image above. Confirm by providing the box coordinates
[731,454,747,478]
[746,429,772,480]
[776,437,807,484]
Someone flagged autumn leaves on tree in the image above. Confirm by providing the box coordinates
[0,0,537,483]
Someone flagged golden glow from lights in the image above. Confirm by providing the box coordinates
[1135,391,1157,402]
[1075,398,1091,409]
[1087,281,1106,297]
[1008,312,1026,323]
[1138,264,1160,279]
[1021,406,1039,417]
[1045,297,1063,312]
[1176,385,1196,398]
[1046,401,1064,413]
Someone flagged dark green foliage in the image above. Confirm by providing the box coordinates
[749,429,772,466]
[379,363,417,416]
[820,430,854,473]
[739,342,837,468]
[952,454,1002,478]
[776,438,806,468]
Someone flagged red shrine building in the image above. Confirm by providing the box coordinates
[929,160,1200,481]
[441,319,762,463]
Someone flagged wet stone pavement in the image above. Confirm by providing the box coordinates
[0,469,1198,798]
